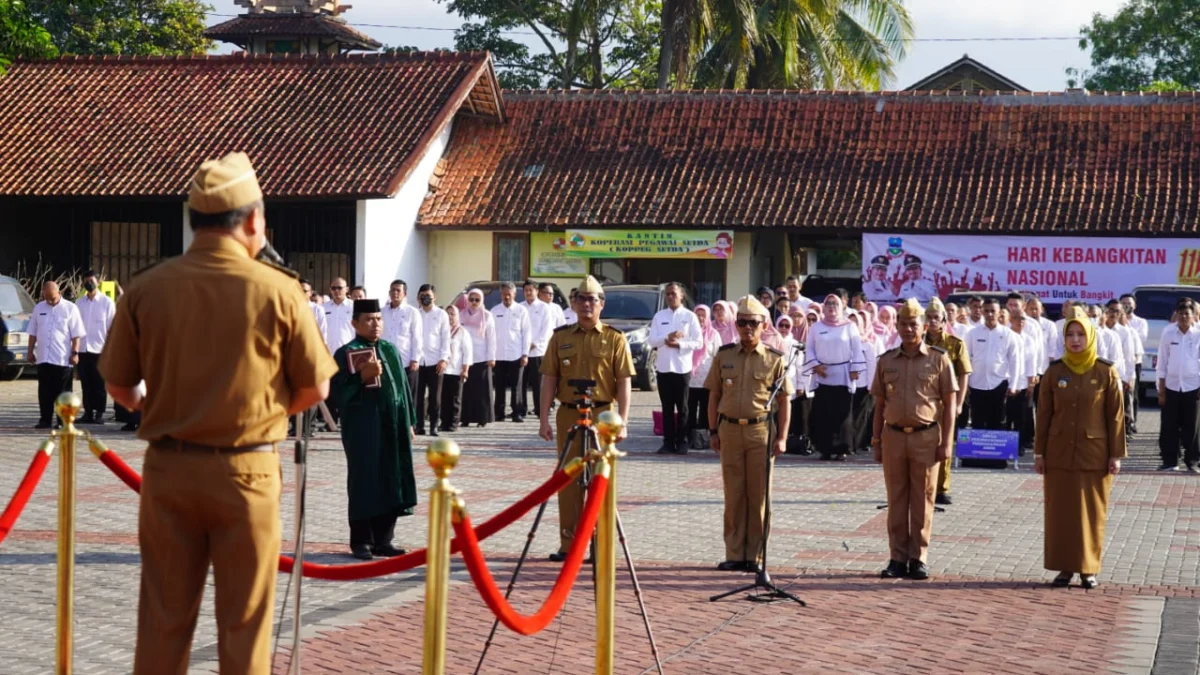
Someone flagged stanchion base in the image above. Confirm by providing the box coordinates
[709,570,806,606]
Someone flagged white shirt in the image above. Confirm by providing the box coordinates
[309,301,327,347]
[524,299,557,358]
[649,306,703,374]
[691,333,720,385]
[1095,326,1127,383]
[803,321,864,388]
[418,306,452,366]
[547,302,566,329]
[28,299,86,367]
[1011,329,1038,387]
[1111,323,1139,386]
[446,326,474,374]
[1035,316,1057,368]
[74,293,115,354]
[859,339,880,394]
[323,299,355,352]
[382,301,423,366]
[563,307,577,324]
[491,301,531,362]
[463,311,496,365]
[1128,313,1149,343]
[966,323,1020,391]
[1157,323,1200,392]
[898,278,938,303]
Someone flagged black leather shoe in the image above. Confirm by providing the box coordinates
[674,441,689,455]
[548,551,567,563]
[429,428,439,437]
[511,415,525,423]
[120,423,137,432]
[1080,575,1098,589]
[34,422,51,430]
[1158,464,1180,472]
[351,545,373,561]
[656,443,674,454]
[717,560,750,572]
[881,560,908,579]
[935,493,952,506]
[79,413,95,424]
[415,427,426,436]
[371,544,407,557]
[908,560,930,580]
[1051,572,1073,588]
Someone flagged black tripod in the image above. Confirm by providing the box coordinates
[474,379,664,675]
[710,343,807,606]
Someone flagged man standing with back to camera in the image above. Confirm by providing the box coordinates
[100,152,337,674]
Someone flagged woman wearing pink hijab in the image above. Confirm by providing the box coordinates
[459,288,497,428]
[877,305,898,342]
[687,305,722,449]
[848,310,880,454]
[711,300,738,345]
[803,294,865,460]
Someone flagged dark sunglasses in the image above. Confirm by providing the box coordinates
[468,297,481,303]
[735,319,761,328]
[330,285,345,290]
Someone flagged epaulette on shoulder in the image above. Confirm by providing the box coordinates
[719,343,737,351]
[1097,357,1114,366]
[258,259,299,280]
[603,324,622,333]
[554,324,573,333]
[767,346,784,357]
[882,347,901,358]
[1050,358,1063,366]
[131,260,164,277]
[929,345,947,354]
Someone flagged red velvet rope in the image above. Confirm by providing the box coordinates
[91,445,581,581]
[452,473,609,636]
[0,449,52,547]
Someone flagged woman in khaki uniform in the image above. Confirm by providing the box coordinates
[1034,308,1125,589]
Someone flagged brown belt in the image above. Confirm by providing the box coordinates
[887,422,936,434]
[720,414,770,426]
[561,401,611,409]
[150,438,276,454]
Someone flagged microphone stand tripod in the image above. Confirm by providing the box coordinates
[710,341,806,606]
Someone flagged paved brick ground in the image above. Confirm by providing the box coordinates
[0,378,1196,674]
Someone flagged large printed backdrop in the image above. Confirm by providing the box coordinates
[860,234,1200,304]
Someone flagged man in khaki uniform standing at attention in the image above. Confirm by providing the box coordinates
[706,296,791,573]
[923,297,971,506]
[100,152,337,675]
[539,275,634,561]
[871,299,957,581]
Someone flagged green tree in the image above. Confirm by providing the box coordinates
[1070,0,1200,91]
[693,0,912,89]
[0,0,57,71]
[27,0,211,56]
[442,0,659,89]
[656,0,715,88]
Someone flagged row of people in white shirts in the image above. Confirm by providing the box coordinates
[312,283,566,372]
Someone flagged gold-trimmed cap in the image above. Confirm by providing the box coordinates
[577,275,604,295]
[736,295,770,318]
[897,298,924,319]
[187,152,264,214]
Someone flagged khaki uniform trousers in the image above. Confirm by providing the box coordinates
[718,421,770,563]
[882,426,940,563]
[937,456,952,494]
[555,404,610,553]
[134,448,282,675]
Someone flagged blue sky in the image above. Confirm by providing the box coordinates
[213,0,1129,90]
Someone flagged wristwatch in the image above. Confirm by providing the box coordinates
[709,428,718,435]
[870,437,882,447]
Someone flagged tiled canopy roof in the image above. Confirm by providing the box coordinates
[204,14,383,50]
[419,89,1200,234]
[0,52,502,199]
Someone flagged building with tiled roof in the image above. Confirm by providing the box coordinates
[204,0,382,55]
[0,51,503,293]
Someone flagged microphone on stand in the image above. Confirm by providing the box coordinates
[256,240,287,267]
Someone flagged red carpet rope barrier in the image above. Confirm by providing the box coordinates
[0,442,54,547]
[88,443,584,581]
[452,473,610,636]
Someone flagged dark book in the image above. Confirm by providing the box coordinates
[346,347,381,389]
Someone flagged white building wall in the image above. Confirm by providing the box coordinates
[356,120,453,297]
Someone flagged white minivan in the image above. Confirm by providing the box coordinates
[1133,284,1200,399]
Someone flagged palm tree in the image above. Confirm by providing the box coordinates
[657,0,717,89]
[692,0,913,90]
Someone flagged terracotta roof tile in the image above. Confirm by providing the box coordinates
[204,14,382,50]
[419,89,1200,234]
[0,52,500,199]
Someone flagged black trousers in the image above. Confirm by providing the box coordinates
[416,365,442,431]
[788,396,811,439]
[1123,384,1136,438]
[811,385,853,457]
[440,374,463,430]
[687,386,710,431]
[405,367,419,404]
[1005,389,1034,450]
[657,372,690,445]
[77,352,106,418]
[968,381,1008,430]
[349,508,399,550]
[493,359,524,419]
[1132,364,1142,429]
[37,363,73,425]
[1160,388,1200,467]
[852,389,875,452]
[519,356,543,417]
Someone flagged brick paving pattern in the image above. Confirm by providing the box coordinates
[0,379,1196,674]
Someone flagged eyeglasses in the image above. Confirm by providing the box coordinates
[468,298,481,303]
[330,285,345,290]
[735,319,761,328]
[576,295,601,305]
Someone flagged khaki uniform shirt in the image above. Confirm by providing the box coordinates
[1034,359,1126,471]
[704,341,793,419]
[540,321,635,404]
[99,236,337,447]
[925,331,971,379]
[870,342,957,428]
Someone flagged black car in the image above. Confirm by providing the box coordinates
[599,284,693,391]
[452,281,569,311]
[800,275,862,302]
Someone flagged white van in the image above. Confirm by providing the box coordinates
[1132,284,1200,399]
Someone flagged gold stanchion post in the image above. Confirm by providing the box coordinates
[423,438,460,675]
[54,391,83,675]
[594,411,626,675]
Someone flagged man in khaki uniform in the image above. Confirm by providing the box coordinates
[539,275,634,561]
[100,152,337,675]
[871,299,957,581]
[924,297,971,505]
[706,296,792,572]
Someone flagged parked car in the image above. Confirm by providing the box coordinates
[1132,284,1200,400]
[800,275,861,302]
[0,275,35,380]
[600,284,694,392]
[451,281,569,311]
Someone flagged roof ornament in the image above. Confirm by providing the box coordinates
[235,0,349,16]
